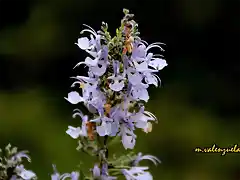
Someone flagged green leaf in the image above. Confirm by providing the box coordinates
[76,140,83,151]
[108,136,120,147]
[79,169,86,180]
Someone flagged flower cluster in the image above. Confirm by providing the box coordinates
[0,8,167,180]
[65,9,167,149]
[61,8,167,180]
[0,144,37,180]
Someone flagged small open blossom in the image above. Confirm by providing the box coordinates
[131,153,161,166]
[51,165,80,180]
[15,165,37,180]
[92,164,117,180]
[122,167,153,180]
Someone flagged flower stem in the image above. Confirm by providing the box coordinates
[103,135,109,159]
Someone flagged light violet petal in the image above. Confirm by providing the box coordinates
[93,165,101,177]
[61,172,80,180]
[139,89,149,102]
[128,72,142,86]
[96,125,107,136]
[17,168,36,180]
[136,172,153,180]
[90,62,107,76]
[64,91,83,104]
[109,81,125,92]
[149,58,167,70]
[109,122,119,136]
[144,73,158,87]
[76,37,90,50]
[86,50,98,58]
[10,175,17,180]
[51,173,60,180]
[135,121,147,129]
[122,135,135,149]
[85,57,99,66]
[96,122,111,136]
[66,126,81,139]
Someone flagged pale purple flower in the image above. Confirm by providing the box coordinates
[74,50,102,67]
[142,122,153,133]
[122,55,130,77]
[10,175,17,180]
[69,76,107,113]
[77,24,99,48]
[122,167,152,180]
[51,173,60,180]
[132,153,161,166]
[107,103,138,149]
[130,83,149,102]
[92,164,101,178]
[148,58,167,70]
[107,102,157,149]
[92,164,117,180]
[145,52,153,64]
[11,151,31,162]
[51,165,79,180]
[75,37,92,50]
[108,120,119,137]
[127,68,143,86]
[143,71,161,87]
[88,45,108,76]
[130,106,157,129]
[75,24,100,52]
[108,76,125,91]
[96,121,113,136]
[108,60,126,92]
[119,124,136,149]
[86,90,107,112]
[15,165,36,180]
[127,39,166,95]
[132,61,149,72]
[66,113,88,138]
[65,91,84,104]
[60,172,80,180]
[132,172,152,180]
[51,165,60,180]
[89,106,119,137]
[66,126,82,139]
[101,163,108,176]
[89,60,107,76]
[74,25,107,69]
[121,134,136,149]
[131,44,147,61]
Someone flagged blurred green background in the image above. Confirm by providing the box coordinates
[0,0,239,179]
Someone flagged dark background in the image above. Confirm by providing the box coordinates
[0,0,239,179]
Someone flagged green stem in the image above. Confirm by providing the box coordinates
[109,166,130,170]
[103,136,108,159]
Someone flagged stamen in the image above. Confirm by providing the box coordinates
[86,122,95,140]
[80,82,84,89]
[104,104,111,116]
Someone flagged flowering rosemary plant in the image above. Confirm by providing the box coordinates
[0,144,37,180]
[0,8,167,180]
[62,8,167,180]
